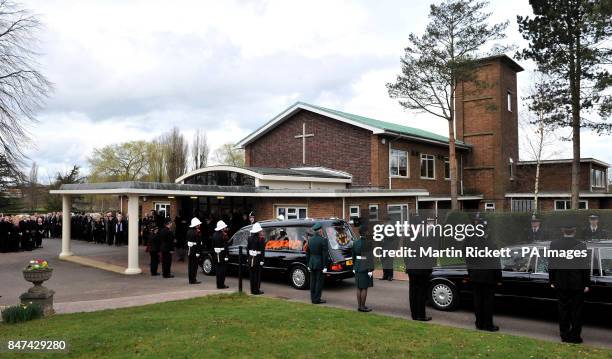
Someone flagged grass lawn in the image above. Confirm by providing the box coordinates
[1,294,610,358]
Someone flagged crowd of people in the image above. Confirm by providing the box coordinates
[0,213,61,252]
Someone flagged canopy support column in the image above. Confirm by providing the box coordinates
[125,195,142,275]
[59,195,73,258]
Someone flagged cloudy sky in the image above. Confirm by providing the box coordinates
[21,0,611,181]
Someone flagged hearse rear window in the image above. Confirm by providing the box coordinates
[324,222,354,250]
[265,227,308,251]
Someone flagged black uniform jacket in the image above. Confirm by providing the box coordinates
[186,228,201,257]
[549,236,590,290]
[464,234,502,285]
[212,231,229,263]
[247,233,266,268]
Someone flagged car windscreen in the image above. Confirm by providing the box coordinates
[601,248,612,276]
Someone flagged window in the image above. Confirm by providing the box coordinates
[507,91,512,112]
[368,204,379,221]
[600,248,612,276]
[554,200,588,210]
[154,203,171,218]
[591,168,606,188]
[349,205,360,223]
[230,229,249,247]
[501,247,530,272]
[390,149,408,177]
[387,204,409,223]
[511,199,535,212]
[420,154,435,179]
[275,206,307,220]
[444,157,450,180]
[484,202,495,212]
[264,227,308,251]
[509,158,514,179]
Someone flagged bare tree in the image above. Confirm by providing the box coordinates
[520,73,562,214]
[146,139,165,182]
[160,127,188,182]
[190,129,209,170]
[26,160,38,210]
[0,1,52,169]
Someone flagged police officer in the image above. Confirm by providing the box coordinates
[405,217,438,321]
[353,222,373,312]
[549,223,590,344]
[528,215,547,242]
[212,220,230,289]
[149,222,162,276]
[464,214,501,331]
[581,214,607,241]
[159,217,175,278]
[306,222,329,304]
[247,222,265,295]
[186,217,202,284]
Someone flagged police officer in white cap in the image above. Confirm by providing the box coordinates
[186,217,203,284]
[212,220,230,289]
[247,222,266,295]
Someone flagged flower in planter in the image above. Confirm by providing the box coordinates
[25,259,50,271]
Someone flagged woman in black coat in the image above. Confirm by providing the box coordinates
[34,217,46,248]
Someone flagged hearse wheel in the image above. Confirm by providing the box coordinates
[289,265,309,290]
[202,255,215,276]
[429,281,458,311]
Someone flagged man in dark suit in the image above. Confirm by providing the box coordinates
[527,215,547,242]
[212,220,230,289]
[581,214,608,241]
[549,223,590,344]
[405,217,439,321]
[465,215,502,332]
[247,222,266,295]
[105,212,115,246]
[306,222,329,304]
[114,213,127,246]
[149,222,161,276]
[159,218,175,278]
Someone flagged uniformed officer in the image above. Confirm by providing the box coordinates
[159,217,175,278]
[212,220,230,289]
[247,222,266,295]
[405,217,439,321]
[149,222,162,276]
[353,222,373,312]
[528,215,547,242]
[581,214,608,241]
[306,222,329,304]
[549,223,590,344]
[464,214,501,331]
[186,217,202,284]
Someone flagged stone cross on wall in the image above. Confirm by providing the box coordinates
[294,122,314,164]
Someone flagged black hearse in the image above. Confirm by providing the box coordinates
[428,240,612,311]
[201,218,355,289]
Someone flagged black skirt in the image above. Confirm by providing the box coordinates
[355,271,373,289]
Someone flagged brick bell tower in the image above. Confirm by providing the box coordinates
[455,55,524,211]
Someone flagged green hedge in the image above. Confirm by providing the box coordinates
[443,210,612,248]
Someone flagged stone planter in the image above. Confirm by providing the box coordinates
[20,268,55,316]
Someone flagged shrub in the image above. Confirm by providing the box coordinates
[1,303,43,324]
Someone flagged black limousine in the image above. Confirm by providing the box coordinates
[200,218,355,289]
[428,240,612,311]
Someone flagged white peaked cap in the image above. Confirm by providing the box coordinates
[215,220,228,231]
[250,222,263,233]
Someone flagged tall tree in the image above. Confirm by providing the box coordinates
[160,127,189,182]
[0,1,52,168]
[26,161,38,211]
[146,140,165,182]
[387,0,508,209]
[520,73,562,213]
[0,153,22,208]
[88,141,150,181]
[46,165,83,210]
[517,0,612,209]
[191,129,209,170]
[213,143,244,167]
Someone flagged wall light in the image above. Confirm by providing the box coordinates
[168,196,175,199]
[217,196,225,200]
[190,196,198,199]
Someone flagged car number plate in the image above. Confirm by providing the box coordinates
[346,260,353,266]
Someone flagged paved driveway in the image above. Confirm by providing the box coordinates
[1,238,611,349]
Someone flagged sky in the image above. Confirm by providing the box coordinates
[20,0,612,182]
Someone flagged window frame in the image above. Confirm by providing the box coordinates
[389,148,409,178]
[368,204,379,221]
[349,205,360,219]
[591,168,606,188]
[484,202,495,212]
[554,200,588,211]
[507,91,512,112]
[275,205,308,220]
[154,202,171,218]
[444,156,450,180]
[420,154,436,180]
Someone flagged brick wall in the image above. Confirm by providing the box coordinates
[511,162,604,193]
[245,110,372,186]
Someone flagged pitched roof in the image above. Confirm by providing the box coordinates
[236,102,470,149]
